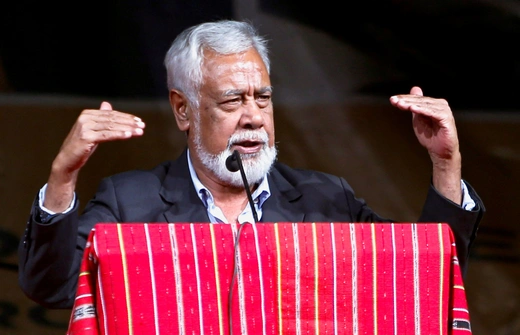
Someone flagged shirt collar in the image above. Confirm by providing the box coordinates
[186,149,271,209]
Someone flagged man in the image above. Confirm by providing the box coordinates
[18,20,484,309]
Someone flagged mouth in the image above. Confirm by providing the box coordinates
[231,140,265,154]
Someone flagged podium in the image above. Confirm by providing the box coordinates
[66,222,472,334]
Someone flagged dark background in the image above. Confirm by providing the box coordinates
[1,1,519,110]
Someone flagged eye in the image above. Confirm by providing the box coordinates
[256,94,271,107]
[223,97,241,105]
[257,94,270,101]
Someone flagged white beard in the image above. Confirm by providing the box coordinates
[193,128,277,188]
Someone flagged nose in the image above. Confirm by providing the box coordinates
[239,101,265,130]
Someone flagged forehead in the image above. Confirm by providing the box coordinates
[201,48,269,83]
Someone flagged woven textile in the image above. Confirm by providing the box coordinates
[67,222,471,335]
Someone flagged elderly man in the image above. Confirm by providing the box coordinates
[18,20,484,309]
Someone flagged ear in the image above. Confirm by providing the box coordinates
[169,89,190,131]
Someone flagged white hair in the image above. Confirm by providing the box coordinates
[164,20,270,108]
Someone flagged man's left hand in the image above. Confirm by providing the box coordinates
[390,86,462,205]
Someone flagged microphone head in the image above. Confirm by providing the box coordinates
[225,151,240,172]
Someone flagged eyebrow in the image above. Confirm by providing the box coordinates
[222,86,273,97]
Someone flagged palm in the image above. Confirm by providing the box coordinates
[391,86,459,160]
[412,113,456,160]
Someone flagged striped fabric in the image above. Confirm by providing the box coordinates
[67,222,472,335]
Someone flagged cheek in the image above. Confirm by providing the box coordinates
[202,115,239,149]
[208,109,219,123]
[265,114,275,144]
[200,109,224,133]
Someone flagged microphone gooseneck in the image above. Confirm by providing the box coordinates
[226,150,258,223]
[225,149,259,335]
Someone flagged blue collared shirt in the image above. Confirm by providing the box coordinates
[187,149,271,223]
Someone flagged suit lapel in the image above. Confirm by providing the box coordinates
[158,153,306,224]
[159,149,210,223]
[262,166,305,223]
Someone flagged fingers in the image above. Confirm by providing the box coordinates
[51,103,146,181]
[409,86,423,96]
[389,87,452,121]
[100,101,113,110]
[78,104,146,142]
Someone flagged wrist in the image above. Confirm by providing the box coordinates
[44,167,78,213]
[432,152,462,204]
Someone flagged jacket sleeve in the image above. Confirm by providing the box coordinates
[418,180,485,277]
[18,177,123,309]
[18,195,85,309]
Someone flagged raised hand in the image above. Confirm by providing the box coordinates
[43,102,145,212]
[390,86,462,205]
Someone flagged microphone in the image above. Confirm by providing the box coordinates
[225,150,258,223]
[225,152,240,172]
[225,150,258,335]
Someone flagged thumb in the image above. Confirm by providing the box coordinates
[100,101,113,110]
[410,86,423,96]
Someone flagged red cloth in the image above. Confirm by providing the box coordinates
[67,223,472,335]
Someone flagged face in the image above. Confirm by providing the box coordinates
[184,48,277,187]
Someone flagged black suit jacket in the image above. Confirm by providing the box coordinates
[18,149,484,309]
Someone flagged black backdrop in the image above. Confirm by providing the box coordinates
[1,1,519,110]
[0,1,234,98]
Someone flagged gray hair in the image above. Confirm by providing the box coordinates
[164,20,270,108]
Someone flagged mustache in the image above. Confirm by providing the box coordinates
[227,130,269,148]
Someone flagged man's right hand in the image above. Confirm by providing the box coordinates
[43,102,146,212]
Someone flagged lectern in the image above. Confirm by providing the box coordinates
[66,222,472,334]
